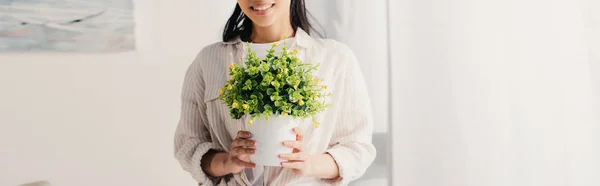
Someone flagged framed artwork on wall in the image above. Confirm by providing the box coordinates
[0,0,135,52]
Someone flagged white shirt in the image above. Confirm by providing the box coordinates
[174,29,375,186]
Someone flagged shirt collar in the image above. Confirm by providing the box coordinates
[223,28,313,49]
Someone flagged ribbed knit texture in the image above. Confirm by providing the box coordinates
[174,29,375,186]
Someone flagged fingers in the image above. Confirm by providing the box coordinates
[231,139,257,148]
[281,161,304,169]
[233,157,256,168]
[237,131,253,139]
[278,153,308,161]
[237,154,251,162]
[283,140,304,151]
[231,147,256,156]
[293,127,304,141]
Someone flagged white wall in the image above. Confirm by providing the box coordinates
[583,0,600,116]
[0,0,235,185]
[389,0,599,185]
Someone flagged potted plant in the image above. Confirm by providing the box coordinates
[219,41,330,166]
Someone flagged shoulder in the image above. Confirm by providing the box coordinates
[194,42,231,63]
[309,38,358,69]
[184,41,234,85]
[312,38,354,55]
[188,41,233,70]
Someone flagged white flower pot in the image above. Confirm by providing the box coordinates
[244,116,299,167]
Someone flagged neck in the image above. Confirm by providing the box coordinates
[251,21,295,43]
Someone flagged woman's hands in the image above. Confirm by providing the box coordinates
[279,127,314,176]
[224,131,257,173]
[224,128,314,176]
[207,128,338,179]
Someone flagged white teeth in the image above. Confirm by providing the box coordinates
[253,4,272,11]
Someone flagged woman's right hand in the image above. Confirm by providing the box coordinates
[224,130,257,173]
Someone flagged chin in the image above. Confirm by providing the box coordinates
[251,18,278,28]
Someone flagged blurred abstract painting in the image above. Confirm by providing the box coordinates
[0,0,135,52]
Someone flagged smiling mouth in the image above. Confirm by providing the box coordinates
[250,3,275,15]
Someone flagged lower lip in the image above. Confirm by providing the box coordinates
[251,5,274,16]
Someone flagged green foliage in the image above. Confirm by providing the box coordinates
[219,41,331,125]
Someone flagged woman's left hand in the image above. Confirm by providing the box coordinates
[279,127,313,176]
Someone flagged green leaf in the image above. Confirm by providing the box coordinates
[259,62,270,72]
[264,104,272,110]
[257,92,264,100]
[270,95,281,101]
[245,79,252,87]
[271,81,280,89]
[267,88,275,95]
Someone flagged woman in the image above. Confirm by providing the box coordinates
[174,0,375,185]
